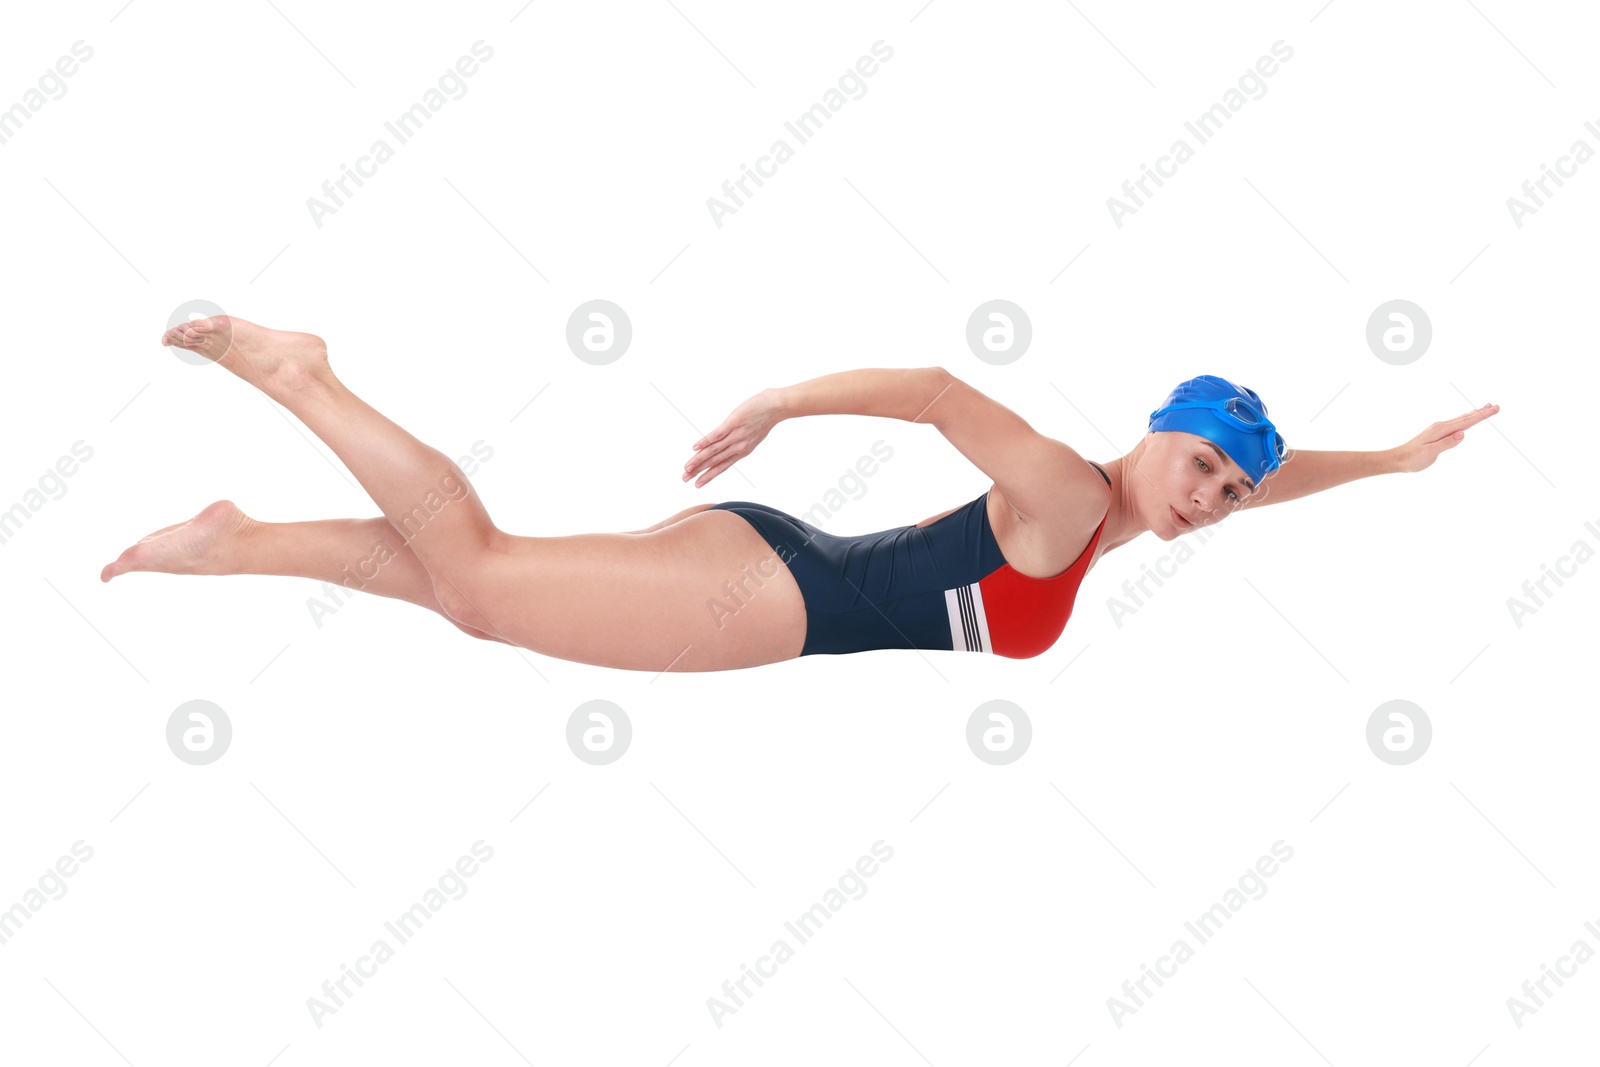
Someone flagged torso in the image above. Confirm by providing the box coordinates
[913,471,1112,580]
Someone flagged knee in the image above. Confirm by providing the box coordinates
[435,576,505,642]
[448,617,506,643]
[433,576,487,627]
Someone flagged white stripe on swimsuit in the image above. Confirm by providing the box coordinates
[943,582,992,653]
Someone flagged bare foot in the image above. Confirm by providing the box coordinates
[160,315,330,398]
[101,500,254,582]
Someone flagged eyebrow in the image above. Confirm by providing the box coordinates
[1201,440,1255,492]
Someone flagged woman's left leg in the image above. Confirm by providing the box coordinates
[100,500,511,642]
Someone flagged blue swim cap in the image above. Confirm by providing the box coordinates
[1148,375,1286,486]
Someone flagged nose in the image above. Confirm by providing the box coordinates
[1190,487,1223,520]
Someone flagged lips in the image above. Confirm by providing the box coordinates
[1171,506,1193,528]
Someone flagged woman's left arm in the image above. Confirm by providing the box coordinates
[1236,402,1500,512]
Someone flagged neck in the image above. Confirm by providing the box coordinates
[1097,441,1154,555]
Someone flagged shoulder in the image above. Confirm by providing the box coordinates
[927,376,1107,528]
[1006,442,1112,529]
[987,449,1111,577]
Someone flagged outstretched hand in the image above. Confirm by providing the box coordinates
[1390,402,1500,474]
[682,389,783,487]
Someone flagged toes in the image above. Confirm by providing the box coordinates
[187,317,235,353]
[163,317,231,349]
[164,325,203,348]
[188,316,223,336]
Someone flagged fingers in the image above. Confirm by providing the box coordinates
[683,443,715,480]
[687,424,734,471]
[1446,403,1499,429]
[685,407,761,483]
[1423,403,1498,443]
[692,419,734,451]
[683,447,714,481]
[1425,424,1471,459]
[684,443,737,482]
[690,455,736,487]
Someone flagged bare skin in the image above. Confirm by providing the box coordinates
[105,317,1499,671]
[100,501,515,643]
[106,316,811,671]
[1091,410,1498,556]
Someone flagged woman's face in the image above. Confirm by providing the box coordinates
[1137,431,1257,539]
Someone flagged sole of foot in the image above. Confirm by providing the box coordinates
[101,500,252,582]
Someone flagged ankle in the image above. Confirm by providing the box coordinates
[266,364,338,406]
[213,511,263,574]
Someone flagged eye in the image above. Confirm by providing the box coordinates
[1196,457,1241,503]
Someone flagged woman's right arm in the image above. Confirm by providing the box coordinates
[681,367,951,487]
[683,367,1099,531]
[771,367,953,423]
[755,366,1104,532]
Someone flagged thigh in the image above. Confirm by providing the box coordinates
[626,502,718,535]
[459,512,808,671]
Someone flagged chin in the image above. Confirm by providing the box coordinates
[1150,509,1180,542]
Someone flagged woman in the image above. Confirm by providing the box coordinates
[102,316,1499,672]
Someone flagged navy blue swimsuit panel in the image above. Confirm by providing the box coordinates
[707,494,1001,656]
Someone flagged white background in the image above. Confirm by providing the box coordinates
[1,1,1595,1064]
